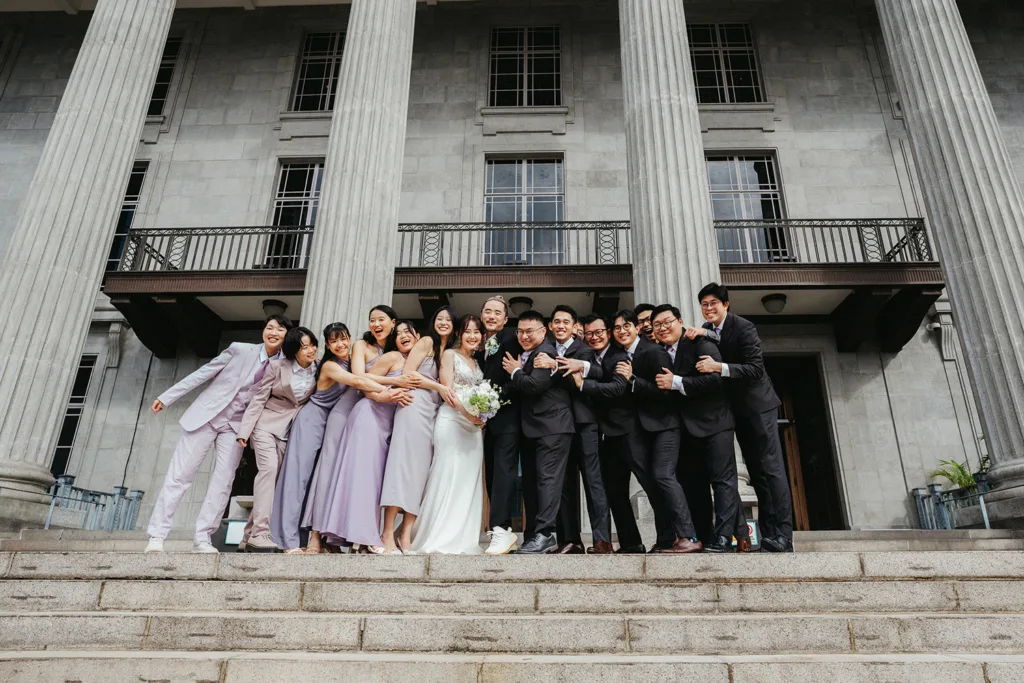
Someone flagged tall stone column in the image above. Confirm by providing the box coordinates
[301,0,417,334]
[619,0,720,324]
[0,0,176,501]
[876,0,1024,508]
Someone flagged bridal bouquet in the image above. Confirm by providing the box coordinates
[457,380,503,423]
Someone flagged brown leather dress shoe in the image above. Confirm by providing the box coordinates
[660,538,703,554]
[555,542,586,554]
[736,537,754,553]
[588,540,614,554]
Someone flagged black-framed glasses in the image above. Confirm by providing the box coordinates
[516,326,545,337]
[583,329,608,339]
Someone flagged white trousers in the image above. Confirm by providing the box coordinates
[146,421,243,544]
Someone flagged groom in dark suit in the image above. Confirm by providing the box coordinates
[502,309,575,554]
[478,295,523,555]
[689,282,794,552]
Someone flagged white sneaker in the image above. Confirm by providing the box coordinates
[192,541,218,554]
[144,537,164,553]
[484,526,518,555]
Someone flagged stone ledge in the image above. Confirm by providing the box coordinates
[479,105,571,135]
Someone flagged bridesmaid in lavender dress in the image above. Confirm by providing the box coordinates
[319,309,420,553]
[380,306,458,554]
[271,323,387,553]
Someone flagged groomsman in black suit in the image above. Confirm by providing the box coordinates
[575,313,645,553]
[648,304,750,553]
[689,283,794,553]
[526,305,612,555]
[502,310,575,554]
[478,296,523,556]
[614,310,702,554]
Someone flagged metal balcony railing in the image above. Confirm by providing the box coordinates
[114,218,932,273]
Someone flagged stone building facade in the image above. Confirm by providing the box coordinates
[0,0,1021,533]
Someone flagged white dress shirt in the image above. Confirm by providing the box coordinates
[666,340,688,396]
[710,313,731,377]
[290,360,317,399]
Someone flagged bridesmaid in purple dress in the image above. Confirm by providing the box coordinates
[270,323,388,553]
[318,307,420,552]
[380,306,458,554]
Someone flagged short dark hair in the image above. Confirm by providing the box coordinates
[264,314,294,331]
[634,303,656,317]
[282,326,318,360]
[651,303,682,322]
[613,309,638,326]
[551,304,578,323]
[580,313,608,329]
[517,310,545,326]
[698,282,730,304]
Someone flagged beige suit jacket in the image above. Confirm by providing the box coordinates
[237,359,316,441]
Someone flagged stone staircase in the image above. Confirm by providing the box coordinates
[2,550,1024,681]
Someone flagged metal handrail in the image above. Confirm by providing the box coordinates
[115,218,933,272]
[45,475,146,531]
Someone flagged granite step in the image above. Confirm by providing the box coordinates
[3,611,1024,655]
[1,577,1021,614]
[2,652,1023,683]
[5,550,1024,582]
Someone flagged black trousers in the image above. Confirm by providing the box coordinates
[599,433,643,548]
[520,432,573,537]
[556,423,611,544]
[630,427,694,540]
[484,429,520,530]
[681,428,747,542]
[736,407,793,540]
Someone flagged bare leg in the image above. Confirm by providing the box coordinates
[304,530,322,554]
[381,506,400,552]
[397,512,416,551]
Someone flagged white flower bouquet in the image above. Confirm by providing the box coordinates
[457,380,503,423]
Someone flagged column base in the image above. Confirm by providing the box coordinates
[954,484,1024,529]
[0,460,55,505]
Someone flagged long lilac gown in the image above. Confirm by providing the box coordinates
[380,356,440,515]
[302,359,362,534]
[320,354,402,547]
[270,378,344,549]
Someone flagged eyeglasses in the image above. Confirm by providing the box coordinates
[612,324,635,333]
[516,326,544,337]
[583,329,608,339]
[701,300,723,309]
[651,319,679,332]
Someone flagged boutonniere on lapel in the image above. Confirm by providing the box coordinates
[485,335,500,358]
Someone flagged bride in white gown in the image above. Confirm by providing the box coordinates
[411,315,486,554]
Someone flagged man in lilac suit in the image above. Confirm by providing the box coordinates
[144,315,293,553]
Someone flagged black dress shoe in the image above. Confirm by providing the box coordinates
[518,532,558,554]
[615,544,647,554]
[761,535,794,553]
[703,535,736,553]
[555,542,586,554]
[647,540,674,553]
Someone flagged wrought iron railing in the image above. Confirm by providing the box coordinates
[45,475,145,531]
[118,226,315,272]
[912,475,990,530]
[115,218,932,273]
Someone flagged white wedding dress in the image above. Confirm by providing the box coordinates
[411,352,485,554]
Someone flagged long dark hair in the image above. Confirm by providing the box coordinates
[316,322,351,383]
[426,305,458,364]
[457,314,484,352]
[362,304,398,352]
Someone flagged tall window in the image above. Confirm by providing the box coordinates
[488,27,562,107]
[689,24,764,104]
[107,162,149,272]
[266,161,324,268]
[148,37,183,117]
[291,32,346,112]
[484,158,564,265]
[51,355,97,477]
[706,154,788,263]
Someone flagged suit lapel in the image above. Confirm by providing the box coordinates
[279,361,295,402]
